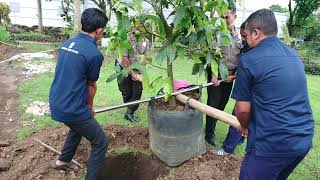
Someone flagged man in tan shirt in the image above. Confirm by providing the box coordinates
[116,27,149,122]
[205,3,242,146]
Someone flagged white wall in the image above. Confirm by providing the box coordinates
[1,0,288,36]
[236,9,288,36]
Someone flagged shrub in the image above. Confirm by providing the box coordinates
[0,25,10,42]
[10,32,52,42]
[298,42,320,75]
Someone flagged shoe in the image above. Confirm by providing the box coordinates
[215,148,230,156]
[205,136,216,146]
[51,157,79,172]
[124,113,138,122]
[133,116,140,122]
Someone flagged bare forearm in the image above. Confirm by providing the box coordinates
[87,82,97,109]
[235,109,250,128]
[234,101,251,128]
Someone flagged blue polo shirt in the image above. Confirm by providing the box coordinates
[232,36,314,157]
[49,33,104,123]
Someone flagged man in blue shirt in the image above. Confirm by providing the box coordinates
[232,9,314,180]
[49,8,108,180]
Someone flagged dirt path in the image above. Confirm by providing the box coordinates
[0,49,22,144]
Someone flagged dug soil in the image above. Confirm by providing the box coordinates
[0,125,242,180]
[154,90,201,112]
[0,44,23,62]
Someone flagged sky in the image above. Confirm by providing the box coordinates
[239,0,290,10]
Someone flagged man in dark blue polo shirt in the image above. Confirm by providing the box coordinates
[49,8,108,180]
[232,9,314,180]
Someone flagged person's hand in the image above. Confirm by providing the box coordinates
[240,126,248,138]
[89,107,96,117]
[224,75,236,83]
[131,73,138,81]
[211,74,221,86]
[135,74,143,82]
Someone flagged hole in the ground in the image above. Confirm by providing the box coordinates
[97,152,169,180]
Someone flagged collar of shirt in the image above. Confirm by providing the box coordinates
[77,32,97,46]
[257,36,278,47]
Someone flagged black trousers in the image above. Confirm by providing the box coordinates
[116,61,143,114]
[205,68,233,139]
[59,118,108,180]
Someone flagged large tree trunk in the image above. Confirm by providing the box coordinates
[37,0,43,33]
[288,0,294,36]
[74,0,81,29]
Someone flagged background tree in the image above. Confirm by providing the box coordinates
[288,0,320,37]
[107,0,231,100]
[0,2,10,25]
[74,0,81,29]
[269,4,288,13]
[37,0,43,32]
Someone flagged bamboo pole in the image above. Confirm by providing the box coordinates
[176,94,241,130]
[34,138,83,168]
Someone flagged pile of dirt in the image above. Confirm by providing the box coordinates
[0,125,242,180]
[0,44,22,62]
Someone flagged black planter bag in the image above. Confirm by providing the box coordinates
[148,99,206,166]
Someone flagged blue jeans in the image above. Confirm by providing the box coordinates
[222,111,244,153]
[240,150,309,180]
[59,117,108,180]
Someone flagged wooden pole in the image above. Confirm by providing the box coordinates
[176,94,241,130]
[34,138,83,168]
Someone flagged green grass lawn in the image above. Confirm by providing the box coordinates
[16,57,320,179]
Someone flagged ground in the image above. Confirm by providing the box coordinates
[0,44,242,180]
[0,43,319,179]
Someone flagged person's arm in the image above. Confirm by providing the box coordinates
[230,57,253,137]
[88,80,97,116]
[121,54,137,80]
[211,73,221,86]
[234,101,251,137]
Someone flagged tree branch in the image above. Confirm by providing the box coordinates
[140,22,164,39]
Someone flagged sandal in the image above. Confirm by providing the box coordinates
[215,148,231,156]
[51,157,79,172]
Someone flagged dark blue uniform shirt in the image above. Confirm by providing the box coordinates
[232,36,314,157]
[49,33,104,123]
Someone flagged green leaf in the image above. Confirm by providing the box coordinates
[167,45,176,63]
[219,61,228,81]
[191,53,201,63]
[174,6,186,27]
[156,46,167,65]
[206,52,212,65]
[192,63,201,75]
[177,47,186,60]
[146,15,165,38]
[211,59,219,76]
[218,32,231,46]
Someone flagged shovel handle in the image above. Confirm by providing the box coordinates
[176,94,241,130]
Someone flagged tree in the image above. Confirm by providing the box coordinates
[74,0,81,29]
[0,2,11,25]
[107,0,231,100]
[37,0,43,32]
[269,4,288,13]
[288,0,320,37]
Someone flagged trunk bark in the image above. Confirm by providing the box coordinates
[37,0,43,33]
[74,0,81,29]
[288,0,294,36]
